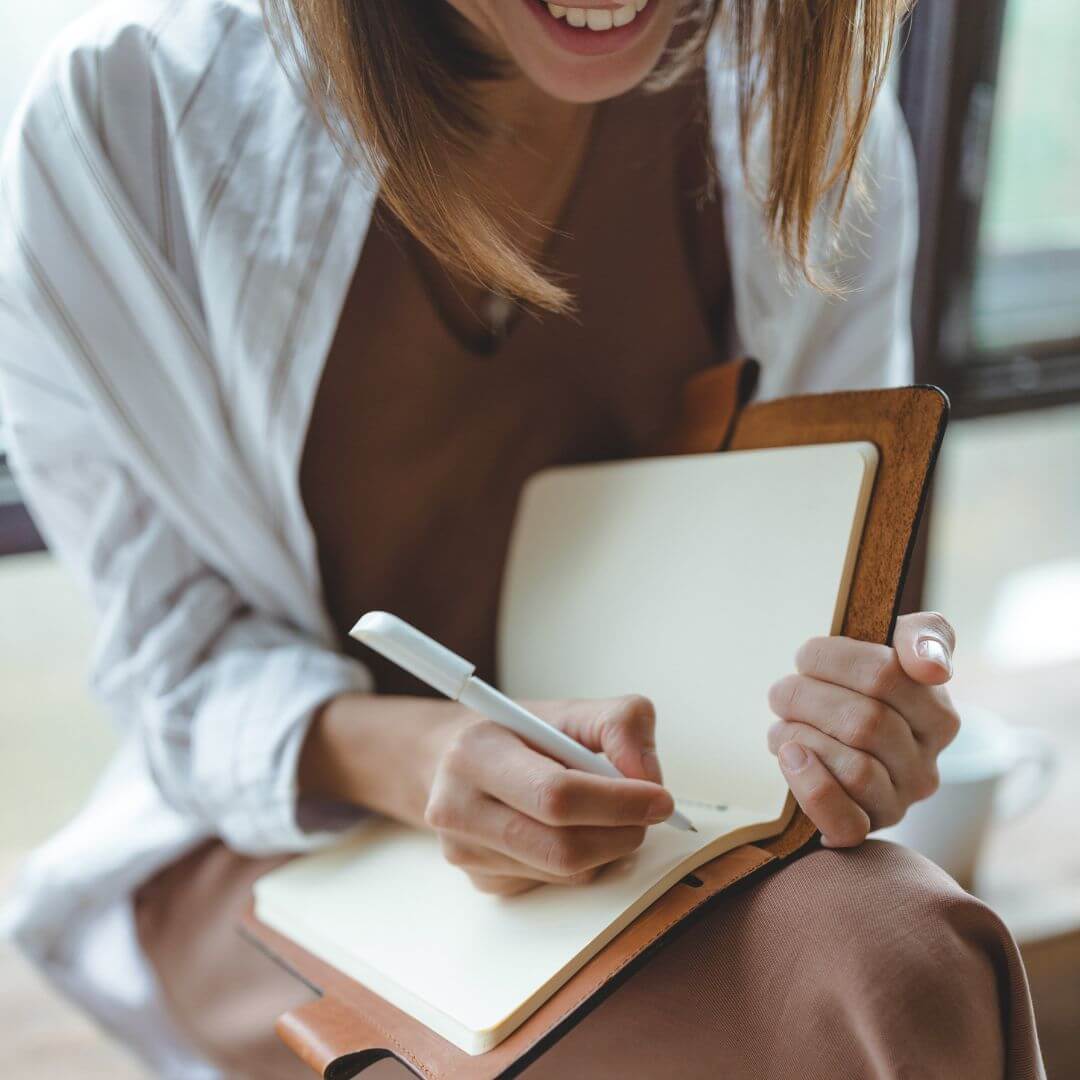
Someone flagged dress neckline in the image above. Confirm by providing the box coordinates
[382,97,614,359]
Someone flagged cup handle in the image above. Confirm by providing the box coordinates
[992,728,1057,821]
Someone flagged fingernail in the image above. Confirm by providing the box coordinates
[641,748,664,784]
[916,636,953,677]
[648,793,674,822]
[779,742,808,772]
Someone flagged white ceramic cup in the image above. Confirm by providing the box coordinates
[875,705,1056,890]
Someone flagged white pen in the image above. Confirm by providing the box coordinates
[350,611,696,833]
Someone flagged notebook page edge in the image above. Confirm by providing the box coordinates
[827,442,879,635]
[252,803,792,1057]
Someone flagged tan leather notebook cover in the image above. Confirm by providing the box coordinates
[240,359,949,1079]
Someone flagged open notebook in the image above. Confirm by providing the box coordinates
[254,441,879,1055]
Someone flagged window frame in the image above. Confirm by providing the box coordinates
[0,499,42,556]
[899,0,1080,418]
[0,418,42,552]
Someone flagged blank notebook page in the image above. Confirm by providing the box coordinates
[254,442,879,1055]
[500,442,879,818]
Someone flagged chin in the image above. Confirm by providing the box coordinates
[497,0,680,103]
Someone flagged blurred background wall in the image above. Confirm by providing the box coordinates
[1,1,1078,1076]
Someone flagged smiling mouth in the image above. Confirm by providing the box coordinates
[540,0,652,32]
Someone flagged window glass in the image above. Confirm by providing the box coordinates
[972,0,1080,351]
[927,402,1080,669]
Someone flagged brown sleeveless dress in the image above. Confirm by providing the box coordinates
[299,73,731,692]
[133,72,1039,1080]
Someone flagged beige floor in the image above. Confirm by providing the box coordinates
[0,859,146,1079]
[0,555,145,1073]
[0,556,117,849]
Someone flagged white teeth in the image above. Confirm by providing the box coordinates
[546,1,649,30]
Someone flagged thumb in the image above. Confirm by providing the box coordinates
[894,611,956,686]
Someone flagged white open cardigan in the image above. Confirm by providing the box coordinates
[0,0,916,1072]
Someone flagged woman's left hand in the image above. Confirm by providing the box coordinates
[766,612,961,848]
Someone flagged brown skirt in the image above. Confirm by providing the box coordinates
[134,839,1044,1079]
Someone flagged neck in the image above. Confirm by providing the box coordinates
[472,71,597,240]
[479,66,588,144]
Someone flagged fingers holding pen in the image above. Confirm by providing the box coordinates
[436,719,674,827]
[423,716,672,889]
[428,790,648,881]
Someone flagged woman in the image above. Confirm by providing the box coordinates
[0,0,1042,1076]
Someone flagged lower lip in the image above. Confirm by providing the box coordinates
[522,1,659,58]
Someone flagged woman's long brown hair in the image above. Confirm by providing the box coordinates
[265,0,909,312]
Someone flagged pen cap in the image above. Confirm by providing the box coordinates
[350,611,475,700]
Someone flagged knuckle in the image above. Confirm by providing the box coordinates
[545,835,587,877]
[443,722,485,772]
[879,789,905,828]
[439,838,471,868]
[468,874,514,896]
[939,703,962,746]
[845,700,888,750]
[442,745,469,778]
[566,868,599,886]
[508,878,543,896]
[609,786,636,824]
[914,763,940,802]
[802,780,832,812]
[423,791,456,832]
[617,788,652,826]
[532,772,572,821]
[796,637,831,675]
[500,811,532,856]
[766,721,790,755]
[844,754,879,801]
[769,674,802,716]
[864,650,903,699]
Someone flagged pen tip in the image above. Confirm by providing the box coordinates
[688,824,698,833]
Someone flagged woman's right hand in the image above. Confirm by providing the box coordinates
[300,693,675,897]
[424,696,675,895]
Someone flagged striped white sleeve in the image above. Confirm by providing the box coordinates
[0,26,370,855]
